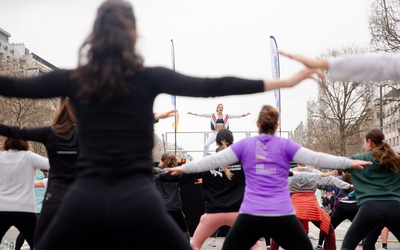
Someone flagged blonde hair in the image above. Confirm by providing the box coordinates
[216,103,223,112]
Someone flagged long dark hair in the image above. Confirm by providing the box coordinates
[365,129,399,173]
[258,105,279,135]
[73,0,144,104]
[216,129,234,180]
[51,98,77,134]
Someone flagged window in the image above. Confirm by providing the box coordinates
[389,138,392,146]
[397,136,399,146]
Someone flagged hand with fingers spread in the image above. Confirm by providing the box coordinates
[264,68,326,91]
[279,51,329,70]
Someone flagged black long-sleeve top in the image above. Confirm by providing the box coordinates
[0,124,79,203]
[0,67,263,174]
[155,162,245,213]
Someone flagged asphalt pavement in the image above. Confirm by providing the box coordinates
[2,221,398,250]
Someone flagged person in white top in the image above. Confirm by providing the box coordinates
[0,137,50,249]
[188,103,251,156]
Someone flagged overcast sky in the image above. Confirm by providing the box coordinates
[1,0,372,158]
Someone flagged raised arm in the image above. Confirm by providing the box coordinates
[293,147,371,170]
[0,124,48,144]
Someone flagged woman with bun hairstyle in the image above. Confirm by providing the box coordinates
[0,1,325,249]
[156,129,262,250]
[166,105,371,250]
[338,129,400,250]
[188,103,250,157]
[158,128,337,250]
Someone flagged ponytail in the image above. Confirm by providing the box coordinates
[366,129,399,173]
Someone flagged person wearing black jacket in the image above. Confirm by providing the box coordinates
[155,153,190,241]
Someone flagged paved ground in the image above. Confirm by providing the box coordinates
[2,221,399,249]
[197,221,399,250]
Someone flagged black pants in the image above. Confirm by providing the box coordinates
[222,214,312,250]
[363,226,385,250]
[33,202,61,245]
[36,169,191,250]
[318,202,358,249]
[168,210,189,233]
[342,200,400,250]
[0,212,37,249]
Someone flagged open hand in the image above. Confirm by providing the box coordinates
[165,166,184,176]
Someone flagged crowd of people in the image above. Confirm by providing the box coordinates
[0,0,400,250]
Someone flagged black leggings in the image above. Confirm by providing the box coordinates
[33,202,61,245]
[168,210,189,233]
[342,200,400,250]
[36,169,192,250]
[0,212,37,249]
[318,202,358,249]
[222,214,312,250]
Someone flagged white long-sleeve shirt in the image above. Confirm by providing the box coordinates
[0,150,50,212]
[329,53,400,82]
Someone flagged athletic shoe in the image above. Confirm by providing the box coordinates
[266,245,270,249]
[314,246,322,250]
[207,238,216,247]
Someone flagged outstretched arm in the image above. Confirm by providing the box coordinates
[154,109,177,122]
[152,67,324,98]
[0,124,47,143]
[0,70,73,98]
[293,147,371,170]
[288,170,337,184]
[165,147,238,175]
[228,113,251,118]
[279,51,400,82]
[188,112,212,118]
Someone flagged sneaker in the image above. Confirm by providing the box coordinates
[314,246,322,250]
[266,245,270,249]
[207,238,216,247]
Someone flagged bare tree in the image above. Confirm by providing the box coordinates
[369,0,400,52]
[0,52,59,156]
[304,47,376,156]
